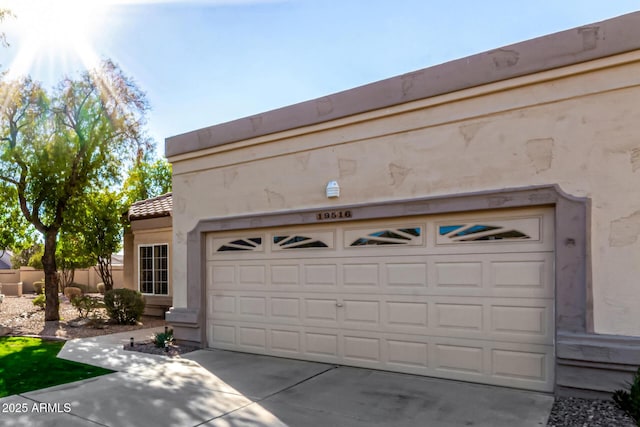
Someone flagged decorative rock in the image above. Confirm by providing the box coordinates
[68,318,92,328]
[0,325,11,336]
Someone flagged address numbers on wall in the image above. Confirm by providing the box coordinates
[315,210,353,221]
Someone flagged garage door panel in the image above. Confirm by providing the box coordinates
[209,265,235,288]
[206,208,555,392]
[304,298,339,323]
[210,292,552,344]
[387,340,429,368]
[305,331,339,357]
[304,264,337,286]
[271,297,301,320]
[344,336,381,363]
[492,260,545,288]
[210,295,235,316]
[343,263,380,287]
[491,305,548,337]
[491,349,547,381]
[343,300,380,327]
[238,296,267,317]
[270,265,299,285]
[434,261,483,288]
[271,329,301,353]
[386,262,428,287]
[210,324,236,346]
[386,301,429,329]
[238,326,267,350]
[434,303,484,332]
[434,343,485,375]
[431,253,553,298]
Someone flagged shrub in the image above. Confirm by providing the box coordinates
[69,283,90,294]
[33,280,44,294]
[153,328,174,348]
[613,366,640,425]
[71,295,103,318]
[64,287,83,301]
[33,291,45,309]
[97,283,105,295]
[103,289,145,325]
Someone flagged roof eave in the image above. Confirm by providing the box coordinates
[166,11,640,158]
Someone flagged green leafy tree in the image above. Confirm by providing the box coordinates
[0,60,151,321]
[123,157,172,206]
[0,184,35,254]
[56,230,94,290]
[0,8,13,48]
[27,245,44,270]
[10,243,41,269]
[73,190,124,292]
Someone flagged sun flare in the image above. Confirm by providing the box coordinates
[1,0,114,79]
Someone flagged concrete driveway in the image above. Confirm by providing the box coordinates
[0,329,553,426]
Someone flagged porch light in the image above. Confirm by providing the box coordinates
[326,181,340,198]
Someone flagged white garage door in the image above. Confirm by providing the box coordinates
[206,207,555,391]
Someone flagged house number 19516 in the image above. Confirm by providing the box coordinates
[316,210,352,221]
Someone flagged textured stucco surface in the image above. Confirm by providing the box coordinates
[168,50,640,336]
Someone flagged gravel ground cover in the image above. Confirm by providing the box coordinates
[123,339,200,357]
[1,294,636,426]
[0,294,166,339]
[548,397,636,426]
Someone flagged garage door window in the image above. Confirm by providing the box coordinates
[139,244,168,295]
[217,237,263,252]
[273,235,328,249]
[347,227,422,247]
[272,231,334,250]
[437,217,541,243]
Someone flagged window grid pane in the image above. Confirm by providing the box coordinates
[139,244,169,295]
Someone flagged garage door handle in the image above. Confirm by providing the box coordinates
[336,303,344,307]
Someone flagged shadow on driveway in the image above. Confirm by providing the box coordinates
[0,332,554,427]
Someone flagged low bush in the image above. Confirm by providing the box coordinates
[69,283,90,294]
[103,289,145,325]
[32,291,45,309]
[96,283,105,295]
[71,295,103,318]
[63,287,83,301]
[613,366,640,425]
[153,328,174,348]
[33,280,44,294]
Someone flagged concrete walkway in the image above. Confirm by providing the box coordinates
[0,329,554,426]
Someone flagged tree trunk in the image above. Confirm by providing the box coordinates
[96,256,113,292]
[59,268,75,290]
[42,229,60,321]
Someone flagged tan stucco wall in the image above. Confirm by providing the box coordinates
[123,231,134,289]
[2,266,123,294]
[169,51,640,336]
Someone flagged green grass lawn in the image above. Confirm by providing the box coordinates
[0,336,114,398]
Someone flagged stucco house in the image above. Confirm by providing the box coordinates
[123,192,173,316]
[164,12,640,397]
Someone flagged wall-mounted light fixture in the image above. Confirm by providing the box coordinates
[326,181,340,198]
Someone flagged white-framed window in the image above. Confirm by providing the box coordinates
[139,243,169,295]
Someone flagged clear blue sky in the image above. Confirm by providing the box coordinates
[0,1,638,156]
